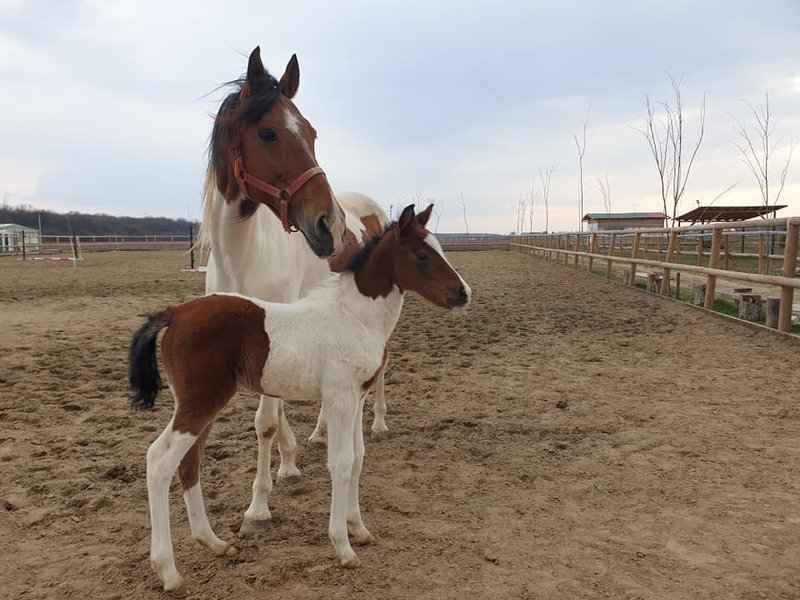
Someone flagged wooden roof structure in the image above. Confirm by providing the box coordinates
[675,205,787,224]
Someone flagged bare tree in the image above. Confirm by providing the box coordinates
[732,93,796,213]
[573,108,589,230]
[515,193,527,235]
[596,172,612,213]
[528,182,538,233]
[639,74,705,225]
[538,166,554,233]
[460,190,470,234]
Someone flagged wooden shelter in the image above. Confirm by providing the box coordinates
[582,212,666,231]
[675,205,787,225]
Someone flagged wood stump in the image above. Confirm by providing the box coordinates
[766,297,780,329]
[692,283,706,306]
[646,272,662,293]
[738,293,762,322]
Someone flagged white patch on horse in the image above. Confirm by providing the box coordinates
[284,109,311,154]
[424,233,472,303]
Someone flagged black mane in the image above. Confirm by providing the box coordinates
[208,70,282,168]
[344,222,397,273]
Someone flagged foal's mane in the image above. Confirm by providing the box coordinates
[344,222,398,273]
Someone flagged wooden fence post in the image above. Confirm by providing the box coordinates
[778,220,799,332]
[606,232,616,280]
[704,226,723,309]
[696,234,704,266]
[723,234,730,271]
[563,234,569,266]
[758,232,766,274]
[661,230,678,296]
[588,233,597,273]
[628,232,641,286]
[573,234,580,269]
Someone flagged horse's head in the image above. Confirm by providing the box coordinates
[211,47,345,258]
[388,204,471,309]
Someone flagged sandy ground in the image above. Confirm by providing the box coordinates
[1,250,799,600]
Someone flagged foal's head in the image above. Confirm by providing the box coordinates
[353,204,471,309]
[210,47,345,257]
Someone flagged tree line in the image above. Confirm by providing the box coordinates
[0,204,199,236]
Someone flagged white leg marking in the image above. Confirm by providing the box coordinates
[275,398,301,482]
[370,371,388,435]
[184,484,230,556]
[348,396,373,544]
[147,421,198,594]
[241,396,277,533]
[309,408,327,445]
[324,395,359,567]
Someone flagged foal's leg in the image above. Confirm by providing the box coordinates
[348,395,374,544]
[147,418,202,595]
[370,371,388,436]
[179,424,234,556]
[241,396,279,536]
[324,394,359,567]
[308,408,327,445]
[275,397,301,482]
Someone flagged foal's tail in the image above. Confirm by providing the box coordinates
[128,310,171,411]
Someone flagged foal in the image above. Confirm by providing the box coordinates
[129,204,470,594]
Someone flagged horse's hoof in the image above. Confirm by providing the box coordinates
[370,429,388,441]
[225,545,240,557]
[339,553,361,569]
[307,434,327,446]
[276,471,302,485]
[353,532,375,546]
[238,518,272,538]
[164,578,188,597]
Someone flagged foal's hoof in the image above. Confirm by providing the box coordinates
[307,433,327,446]
[276,471,302,485]
[339,552,361,569]
[370,428,388,441]
[164,578,188,597]
[239,518,272,538]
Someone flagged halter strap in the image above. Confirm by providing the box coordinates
[231,131,326,233]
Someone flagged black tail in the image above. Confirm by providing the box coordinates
[128,310,171,410]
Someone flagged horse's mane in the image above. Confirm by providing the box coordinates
[344,222,399,274]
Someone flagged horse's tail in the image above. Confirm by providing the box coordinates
[128,310,171,411]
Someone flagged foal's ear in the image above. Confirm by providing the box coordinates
[398,204,416,233]
[246,47,269,92]
[279,54,300,99]
[416,203,434,228]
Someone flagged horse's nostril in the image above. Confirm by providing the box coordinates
[459,285,468,298]
[317,214,330,236]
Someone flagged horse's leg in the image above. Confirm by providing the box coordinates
[275,397,301,482]
[147,418,201,596]
[324,393,359,567]
[348,395,374,545]
[370,370,388,436]
[308,408,327,445]
[240,395,280,536]
[179,424,234,556]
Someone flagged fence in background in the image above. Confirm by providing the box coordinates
[510,216,800,333]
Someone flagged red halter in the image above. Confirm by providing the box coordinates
[231,130,326,233]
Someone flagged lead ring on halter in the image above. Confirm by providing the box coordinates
[231,131,326,234]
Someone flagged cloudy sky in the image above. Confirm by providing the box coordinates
[1,0,799,233]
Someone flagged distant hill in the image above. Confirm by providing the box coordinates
[0,204,199,236]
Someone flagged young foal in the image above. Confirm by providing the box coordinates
[129,204,470,594]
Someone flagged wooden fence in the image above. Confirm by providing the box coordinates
[510,216,800,333]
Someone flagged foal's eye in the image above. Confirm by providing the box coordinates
[258,129,278,143]
[416,251,429,263]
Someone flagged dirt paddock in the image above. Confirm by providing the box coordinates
[1,250,799,600]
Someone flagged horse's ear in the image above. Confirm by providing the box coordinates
[246,46,269,92]
[398,204,416,234]
[279,54,300,99]
[417,204,434,228]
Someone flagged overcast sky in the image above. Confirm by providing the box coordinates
[2,0,799,233]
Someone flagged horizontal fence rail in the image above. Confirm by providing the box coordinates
[511,216,800,333]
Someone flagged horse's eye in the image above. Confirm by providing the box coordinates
[416,251,429,263]
[258,129,277,143]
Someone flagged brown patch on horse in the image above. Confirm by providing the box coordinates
[161,296,270,435]
[178,424,214,490]
[363,346,388,391]
[360,214,383,238]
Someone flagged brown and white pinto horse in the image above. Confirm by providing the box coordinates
[130,205,471,594]
[200,47,391,516]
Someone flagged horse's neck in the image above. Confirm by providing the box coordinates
[204,188,327,302]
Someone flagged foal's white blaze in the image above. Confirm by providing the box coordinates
[284,109,311,155]
[424,233,472,306]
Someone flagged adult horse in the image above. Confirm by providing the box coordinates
[200,47,389,535]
